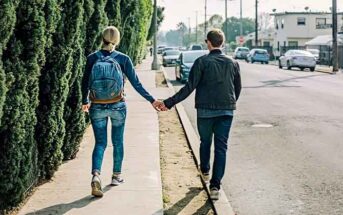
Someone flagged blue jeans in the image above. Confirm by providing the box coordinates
[197,116,233,190]
[89,102,127,175]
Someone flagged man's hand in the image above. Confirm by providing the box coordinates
[82,104,90,113]
[152,100,168,111]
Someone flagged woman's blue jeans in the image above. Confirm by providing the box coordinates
[89,102,127,175]
[197,115,233,190]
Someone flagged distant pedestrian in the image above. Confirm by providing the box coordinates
[160,29,242,200]
[81,26,163,197]
[150,47,153,56]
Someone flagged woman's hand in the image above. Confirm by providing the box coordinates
[152,100,168,111]
[82,104,90,113]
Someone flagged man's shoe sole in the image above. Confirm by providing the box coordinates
[91,181,103,197]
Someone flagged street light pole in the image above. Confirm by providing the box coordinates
[225,0,228,53]
[188,17,191,46]
[240,0,243,36]
[195,11,198,43]
[151,0,160,70]
[205,0,208,37]
[255,0,258,46]
[332,0,338,72]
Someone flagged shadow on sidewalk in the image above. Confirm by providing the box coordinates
[164,187,212,215]
[25,185,113,215]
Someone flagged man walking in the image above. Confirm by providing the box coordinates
[162,29,242,200]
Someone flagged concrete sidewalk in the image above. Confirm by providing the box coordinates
[18,57,164,215]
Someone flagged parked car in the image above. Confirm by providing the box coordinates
[279,50,316,71]
[246,49,269,64]
[162,50,181,67]
[157,45,166,54]
[163,47,178,53]
[175,50,208,83]
[189,44,203,50]
[306,49,320,64]
[233,47,250,59]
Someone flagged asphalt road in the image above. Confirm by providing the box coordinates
[164,61,343,215]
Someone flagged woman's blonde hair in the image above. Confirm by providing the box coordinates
[102,26,120,51]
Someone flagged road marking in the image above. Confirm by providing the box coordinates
[252,124,274,128]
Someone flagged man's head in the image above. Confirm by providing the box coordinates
[205,29,225,50]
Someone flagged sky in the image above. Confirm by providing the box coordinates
[158,0,343,31]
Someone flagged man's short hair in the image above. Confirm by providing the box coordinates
[207,29,225,47]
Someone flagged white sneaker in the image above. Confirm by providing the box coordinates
[111,173,124,186]
[91,175,103,197]
[210,187,220,200]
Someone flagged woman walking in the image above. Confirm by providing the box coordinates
[81,26,162,197]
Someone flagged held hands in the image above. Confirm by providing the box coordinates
[152,100,169,112]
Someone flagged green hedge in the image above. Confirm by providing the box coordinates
[0,0,154,212]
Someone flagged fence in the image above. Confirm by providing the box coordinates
[279,46,306,55]
[318,45,343,68]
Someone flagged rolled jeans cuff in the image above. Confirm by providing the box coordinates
[92,169,101,175]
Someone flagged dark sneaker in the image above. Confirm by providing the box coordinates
[111,173,124,186]
[210,187,220,200]
[91,176,103,197]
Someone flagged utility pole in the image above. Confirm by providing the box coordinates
[332,0,339,72]
[205,0,208,37]
[255,0,258,46]
[225,0,228,53]
[240,0,243,36]
[151,0,160,70]
[188,17,191,46]
[195,11,198,43]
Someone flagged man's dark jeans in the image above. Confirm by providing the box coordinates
[197,115,233,190]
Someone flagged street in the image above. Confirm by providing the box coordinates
[164,61,343,215]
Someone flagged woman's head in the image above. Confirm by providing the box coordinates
[102,26,120,51]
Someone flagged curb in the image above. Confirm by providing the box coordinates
[161,67,236,215]
[267,61,338,74]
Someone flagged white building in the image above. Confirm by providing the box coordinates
[272,12,343,50]
[241,29,275,47]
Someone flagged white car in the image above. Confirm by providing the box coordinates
[233,47,250,60]
[279,50,316,71]
[162,50,181,67]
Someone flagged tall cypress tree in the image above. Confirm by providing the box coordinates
[85,0,109,56]
[0,0,47,210]
[118,0,153,64]
[62,2,87,159]
[0,0,20,125]
[105,0,121,27]
[36,0,86,179]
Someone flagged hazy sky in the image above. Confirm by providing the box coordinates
[158,0,343,31]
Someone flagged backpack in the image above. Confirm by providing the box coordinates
[89,51,124,103]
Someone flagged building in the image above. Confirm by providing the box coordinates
[271,11,343,54]
[241,29,275,48]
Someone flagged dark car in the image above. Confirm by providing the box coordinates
[162,50,181,67]
[190,44,203,50]
[175,50,208,83]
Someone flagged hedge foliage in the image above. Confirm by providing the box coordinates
[0,0,154,212]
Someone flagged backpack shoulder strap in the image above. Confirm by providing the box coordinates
[110,51,119,59]
[95,51,104,60]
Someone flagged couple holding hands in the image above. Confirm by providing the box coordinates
[81,26,241,200]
